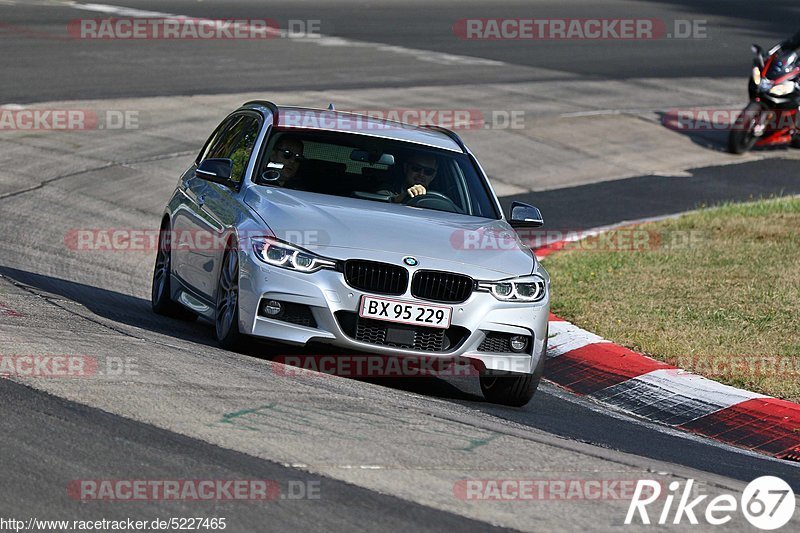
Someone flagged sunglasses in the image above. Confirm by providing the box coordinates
[274,148,305,162]
[408,163,437,177]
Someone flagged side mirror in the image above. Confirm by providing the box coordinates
[196,158,233,184]
[509,201,544,228]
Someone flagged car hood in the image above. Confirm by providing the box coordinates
[244,188,536,278]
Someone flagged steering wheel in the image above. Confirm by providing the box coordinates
[404,191,462,214]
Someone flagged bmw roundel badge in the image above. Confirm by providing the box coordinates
[403,256,419,267]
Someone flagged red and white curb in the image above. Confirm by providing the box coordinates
[543,314,800,460]
[537,233,800,461]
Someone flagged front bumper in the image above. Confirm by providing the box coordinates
[237,250,549,375]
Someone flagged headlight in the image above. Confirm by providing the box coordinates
[251,237,337,273]
[769,80,796,96]
[476,275,547,303]
[752,67,762,85]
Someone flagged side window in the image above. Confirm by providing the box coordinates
[228,117,261,183]
[198,114,262,184]
[207,116,245,160]
[197,116,236,163]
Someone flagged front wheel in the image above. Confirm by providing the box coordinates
[479,349,545,407]
[728,101,766,154]
[215,246,246,350]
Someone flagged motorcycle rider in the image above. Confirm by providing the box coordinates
[774,30,800,149]
[728,30,800,153]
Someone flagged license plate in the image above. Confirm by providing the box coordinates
[359,296,452,329]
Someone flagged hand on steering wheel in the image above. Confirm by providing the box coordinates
[405,184,427,199]
[403,190,462,214]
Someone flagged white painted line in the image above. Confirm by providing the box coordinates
[560,109,625,118]
[65,1,506,67]
[536,212,691,260]
[547,320,609,358]
[559,107,676,118]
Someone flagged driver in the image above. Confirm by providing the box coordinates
[385,153,439,203]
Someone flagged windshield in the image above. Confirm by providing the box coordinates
[254,130,499,219]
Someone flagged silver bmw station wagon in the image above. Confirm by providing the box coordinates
[152,101,550,406]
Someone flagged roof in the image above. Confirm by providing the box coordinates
[242,102,466,152]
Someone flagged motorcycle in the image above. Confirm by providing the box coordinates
[728,44,800,154]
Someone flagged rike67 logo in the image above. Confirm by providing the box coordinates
[625,476,796,530]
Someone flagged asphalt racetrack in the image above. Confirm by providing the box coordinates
[1,1,799,531]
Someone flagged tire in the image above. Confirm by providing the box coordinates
[728,102,765,154]
[215,245,246,351]
[151,224,197,320]
[480,345,546,407]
